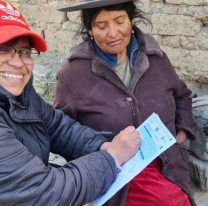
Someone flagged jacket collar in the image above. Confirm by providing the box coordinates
[0,75,33,110]
[15,76,33,108]
[92,33,139,69]
[0,86,14,110]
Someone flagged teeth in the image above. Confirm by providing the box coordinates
[0,72,23,80]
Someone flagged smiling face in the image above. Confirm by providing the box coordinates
[0,38,33,96]
[89,10,133,61]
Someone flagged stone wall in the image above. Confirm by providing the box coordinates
[7,0,208,97]
[139,0,208,86]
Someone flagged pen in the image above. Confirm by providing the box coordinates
[94,131,120,135]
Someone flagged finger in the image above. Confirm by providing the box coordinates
[122,126,136,135]
[135,143,140,148]
[113,134,118,140]
[132,136,141,143]
[177,139,182,144]
[128,136,141,148]
[132,139,141,148]
[133,142,140,149]
[132,134,141,142]
[127,131,140,140]
[177,137,186,144]
[175,134,180,140]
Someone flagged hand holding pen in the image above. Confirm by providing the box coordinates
[99,126,141,166]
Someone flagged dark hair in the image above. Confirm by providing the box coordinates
[77,0,151,41]
[1,36,32,48]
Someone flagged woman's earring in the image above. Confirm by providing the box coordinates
[132,30,134,34]
[91,36,94,40]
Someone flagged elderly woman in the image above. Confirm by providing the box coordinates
[0,1,141,206]
[54,0,196,206]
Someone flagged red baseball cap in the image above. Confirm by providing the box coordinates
[0,1,47,52]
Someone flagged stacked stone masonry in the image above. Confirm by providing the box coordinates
[6,0,208,205]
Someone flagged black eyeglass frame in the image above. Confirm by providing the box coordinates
[0,47,40,65]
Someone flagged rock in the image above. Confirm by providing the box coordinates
[166,0,208,6]
[190,179,208,206]
[150,7,154,14]
[7,0,19,8]
[161,46,208,83]
[188,153,208,191]
[151,13,202,36]
[189,105,208,160]
[204,6,208,14]
[33,64,53,96]
[186,82,208,98]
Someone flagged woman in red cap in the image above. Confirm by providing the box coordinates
[0,1,141,206]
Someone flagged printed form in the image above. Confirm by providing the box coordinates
[93,113,176,206]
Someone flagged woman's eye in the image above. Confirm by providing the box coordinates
[117,21,124,25]
[98,25,106,30]
[22,50,31,56]
[0,47,9,53]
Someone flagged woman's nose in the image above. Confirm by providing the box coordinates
[108,26,118,38]
[8,53,24,68]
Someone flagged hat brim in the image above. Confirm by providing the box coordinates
[57,0,133,12]
[0,25,47,52]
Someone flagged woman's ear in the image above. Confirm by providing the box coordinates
[132,19,134,25]
[89,30,93,36]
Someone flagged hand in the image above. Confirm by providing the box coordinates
[107,126,140,165]
[100,142,111,151]
[176,129,187,144]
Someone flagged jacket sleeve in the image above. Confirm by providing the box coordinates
[163,52,196,140]
[53,61,78,120]
[31,87,108,160]
[0,115,117,206]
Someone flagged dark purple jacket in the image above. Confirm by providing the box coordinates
[54,27,196,206]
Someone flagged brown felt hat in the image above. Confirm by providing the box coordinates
[57,0,133,12]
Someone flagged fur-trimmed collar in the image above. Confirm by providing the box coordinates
[68,26,163,61]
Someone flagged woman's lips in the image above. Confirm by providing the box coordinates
[0,72,24,84]
[108,39,122,46]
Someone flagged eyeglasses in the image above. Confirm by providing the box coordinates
[0,47,40,65]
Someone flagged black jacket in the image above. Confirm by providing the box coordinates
[0,78,117,206]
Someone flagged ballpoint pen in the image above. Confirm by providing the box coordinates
[94,131,120,135]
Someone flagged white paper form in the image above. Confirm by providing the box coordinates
[93,113,176,206]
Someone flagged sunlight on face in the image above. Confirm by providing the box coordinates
[0,39,34,96]
[89,10,133,58]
